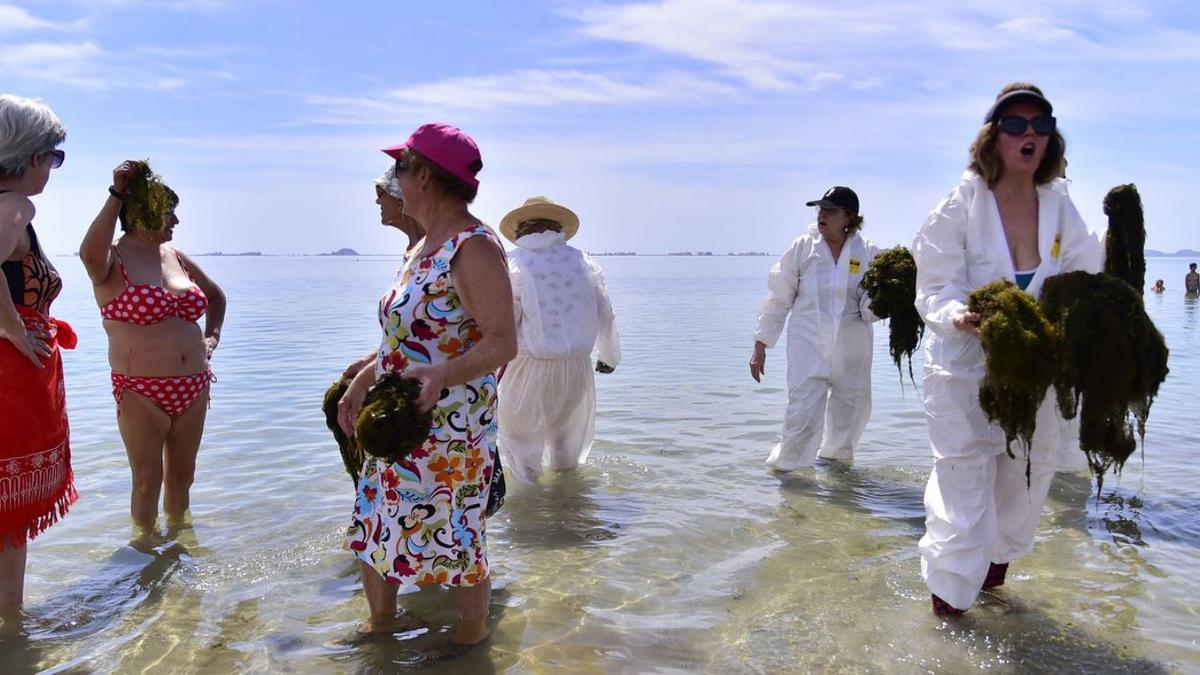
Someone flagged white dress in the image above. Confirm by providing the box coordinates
[498,232,620,481]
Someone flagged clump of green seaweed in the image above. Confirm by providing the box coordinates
[1041,271,1169,492]
[967,280,1059,482]
[354,373,433,464]
[1103,184,1146,292]
[860,246,924,383]
[322,377,364,485]
[123,160,173,232]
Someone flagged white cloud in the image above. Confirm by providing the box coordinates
[0,3,85,33]
[0,40,108,89]
[0,38,242,92]
[304,68,737,123]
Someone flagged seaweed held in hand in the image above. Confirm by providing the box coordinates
[123,160,174,232]
[355,374,433,464]
[1103,184,1146,292]
[322,376,364,486]
[1041,271,1169,490]
[968,280,1058,477]
[860,246,924,382]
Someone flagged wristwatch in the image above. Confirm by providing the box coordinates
[108,186,125,201]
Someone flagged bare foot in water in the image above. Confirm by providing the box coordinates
[357,613,426,635]
[450,619,490,645]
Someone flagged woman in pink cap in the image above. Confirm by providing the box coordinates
[338,123,516,646]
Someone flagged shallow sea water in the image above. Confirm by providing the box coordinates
[2,254,1197,673]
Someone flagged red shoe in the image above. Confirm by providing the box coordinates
[982,562,1009,590]
[931,594,965,617]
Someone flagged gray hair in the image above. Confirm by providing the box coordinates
[0,94,67,178]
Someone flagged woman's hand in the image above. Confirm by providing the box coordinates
[749,341,767,382]
[337,371,373,437]
[112,160,137,194]
[203,336,219,360]
[404,364,446,413]
[952,309,981,336]
[9,327,50,368]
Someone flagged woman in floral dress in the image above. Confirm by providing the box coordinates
[338,123,515,646]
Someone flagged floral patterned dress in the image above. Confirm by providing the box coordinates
[347,224,498,588]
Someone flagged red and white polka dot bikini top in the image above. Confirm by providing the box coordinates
[100,248,208,325]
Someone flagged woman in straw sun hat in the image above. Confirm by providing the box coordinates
[497,196,620,482]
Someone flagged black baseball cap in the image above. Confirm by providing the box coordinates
[805,186,859,213]
[984,88,1053,123]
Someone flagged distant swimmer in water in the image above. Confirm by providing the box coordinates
[1152,279,1166,293]
[1186,262,1199,296]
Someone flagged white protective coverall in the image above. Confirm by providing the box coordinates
[754,224,881,471]
[913,171,1103,610]
[498,231,620,482]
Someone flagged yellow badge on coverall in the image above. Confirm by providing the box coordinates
[849,258,861,274]
[1051,234,1061,259]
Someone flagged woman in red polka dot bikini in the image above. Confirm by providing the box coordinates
[80,160,227,533]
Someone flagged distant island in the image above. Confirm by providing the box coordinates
[1146,249,1199,258]
[589,251,638,256]
[668,251,714,256]
[319,248,360,256]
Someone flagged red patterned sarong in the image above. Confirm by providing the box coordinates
[0,305,77,550]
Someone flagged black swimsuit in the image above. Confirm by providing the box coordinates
[0,190,61,315]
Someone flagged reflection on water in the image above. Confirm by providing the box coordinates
[2,256,1195,671]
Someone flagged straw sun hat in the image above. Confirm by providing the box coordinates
[499,196,580,243]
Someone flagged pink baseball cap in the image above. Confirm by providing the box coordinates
[382,122,482,189]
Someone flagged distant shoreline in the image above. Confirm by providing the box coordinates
[56,250,1199,259]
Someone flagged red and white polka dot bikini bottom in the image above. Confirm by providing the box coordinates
[111,369,214,418]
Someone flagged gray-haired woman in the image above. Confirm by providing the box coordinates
[0,94,74,616]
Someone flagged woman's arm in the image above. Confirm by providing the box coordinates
[913,186,976,336]
[0,195,48,367]
[753,237,805,349]
[588,256,621,369]
[407,234,516,412]
[176,250,226,359]
[80,161,136,285]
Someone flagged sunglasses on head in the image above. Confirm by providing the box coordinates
[997,115,1056,136]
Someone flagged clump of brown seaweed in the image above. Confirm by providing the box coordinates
[860,246,924,382]
[354,373,433,464]
[1103,184,1146,292]
[1041,271,1168,491]
[322,377,364,485]
[967,280,1058,481]
[123,160,174,232]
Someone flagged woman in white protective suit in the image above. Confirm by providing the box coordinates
[497,196,620,482]
[913,82,1103,617]
[750,186,881,471]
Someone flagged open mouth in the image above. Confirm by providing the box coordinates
[1020,143,1036,157]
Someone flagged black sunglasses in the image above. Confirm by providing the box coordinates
[997,115,1056,136]
[394,157,407,175]
[39,149,65,169]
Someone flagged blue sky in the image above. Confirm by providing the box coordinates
[4,0,1199,256]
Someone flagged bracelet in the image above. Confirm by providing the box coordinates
[108,186,125,201]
